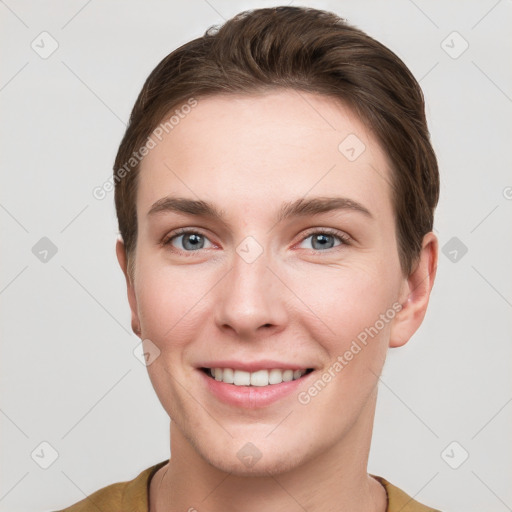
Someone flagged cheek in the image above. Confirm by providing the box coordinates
[134,262,208,418]
[134,261,203,347]
[288,263,398,353]
[290,265,397,422]
[290,266,396,326]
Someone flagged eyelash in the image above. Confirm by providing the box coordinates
[161,227,351,255]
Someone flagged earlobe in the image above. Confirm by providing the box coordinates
[389,232,438,348]
[115,237,141,338]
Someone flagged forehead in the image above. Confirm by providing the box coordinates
[137,90,394,224]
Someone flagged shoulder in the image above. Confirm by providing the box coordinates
[53,481,126,512]
[53,460,168,512]
[372,475,443,512]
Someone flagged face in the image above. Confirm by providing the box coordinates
[117,90,434,476]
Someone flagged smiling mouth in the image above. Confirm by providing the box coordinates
[200,367,314,387]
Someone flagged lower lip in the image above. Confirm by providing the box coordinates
[199,369,313,409]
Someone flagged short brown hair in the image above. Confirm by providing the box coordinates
[114,6,439,280]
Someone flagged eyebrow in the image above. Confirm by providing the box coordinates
[147,196,373,222]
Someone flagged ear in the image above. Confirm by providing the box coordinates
[116,236,141,338]
[389,231,438,348]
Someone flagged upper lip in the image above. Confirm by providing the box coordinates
[197,360,314,372]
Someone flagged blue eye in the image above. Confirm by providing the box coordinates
[298,231,349,251]
[163,228,350,254]
[164,230,213,251]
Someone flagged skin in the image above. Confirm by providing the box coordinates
[116,90,438,512]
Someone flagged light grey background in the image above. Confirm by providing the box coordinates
[1,1,511,511]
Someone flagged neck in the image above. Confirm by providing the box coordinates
[151,390,387,512]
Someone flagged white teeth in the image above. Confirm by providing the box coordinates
[222,367,234,384]
[282,369,293,382]
[268,369,283,384]
[207,367,309,386]
[233,370,251,386]
[250,369,268,387]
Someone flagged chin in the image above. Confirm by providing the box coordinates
[198,437,310,477]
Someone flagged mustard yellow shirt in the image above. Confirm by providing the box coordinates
[53,460,441,511]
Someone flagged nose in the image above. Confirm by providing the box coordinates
[214,246,288,340]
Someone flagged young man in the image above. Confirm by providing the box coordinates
[57,6,440,512]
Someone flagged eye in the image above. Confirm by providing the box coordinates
[162,227,350,254]
[163,229,214,252]
[297,229,350,251]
